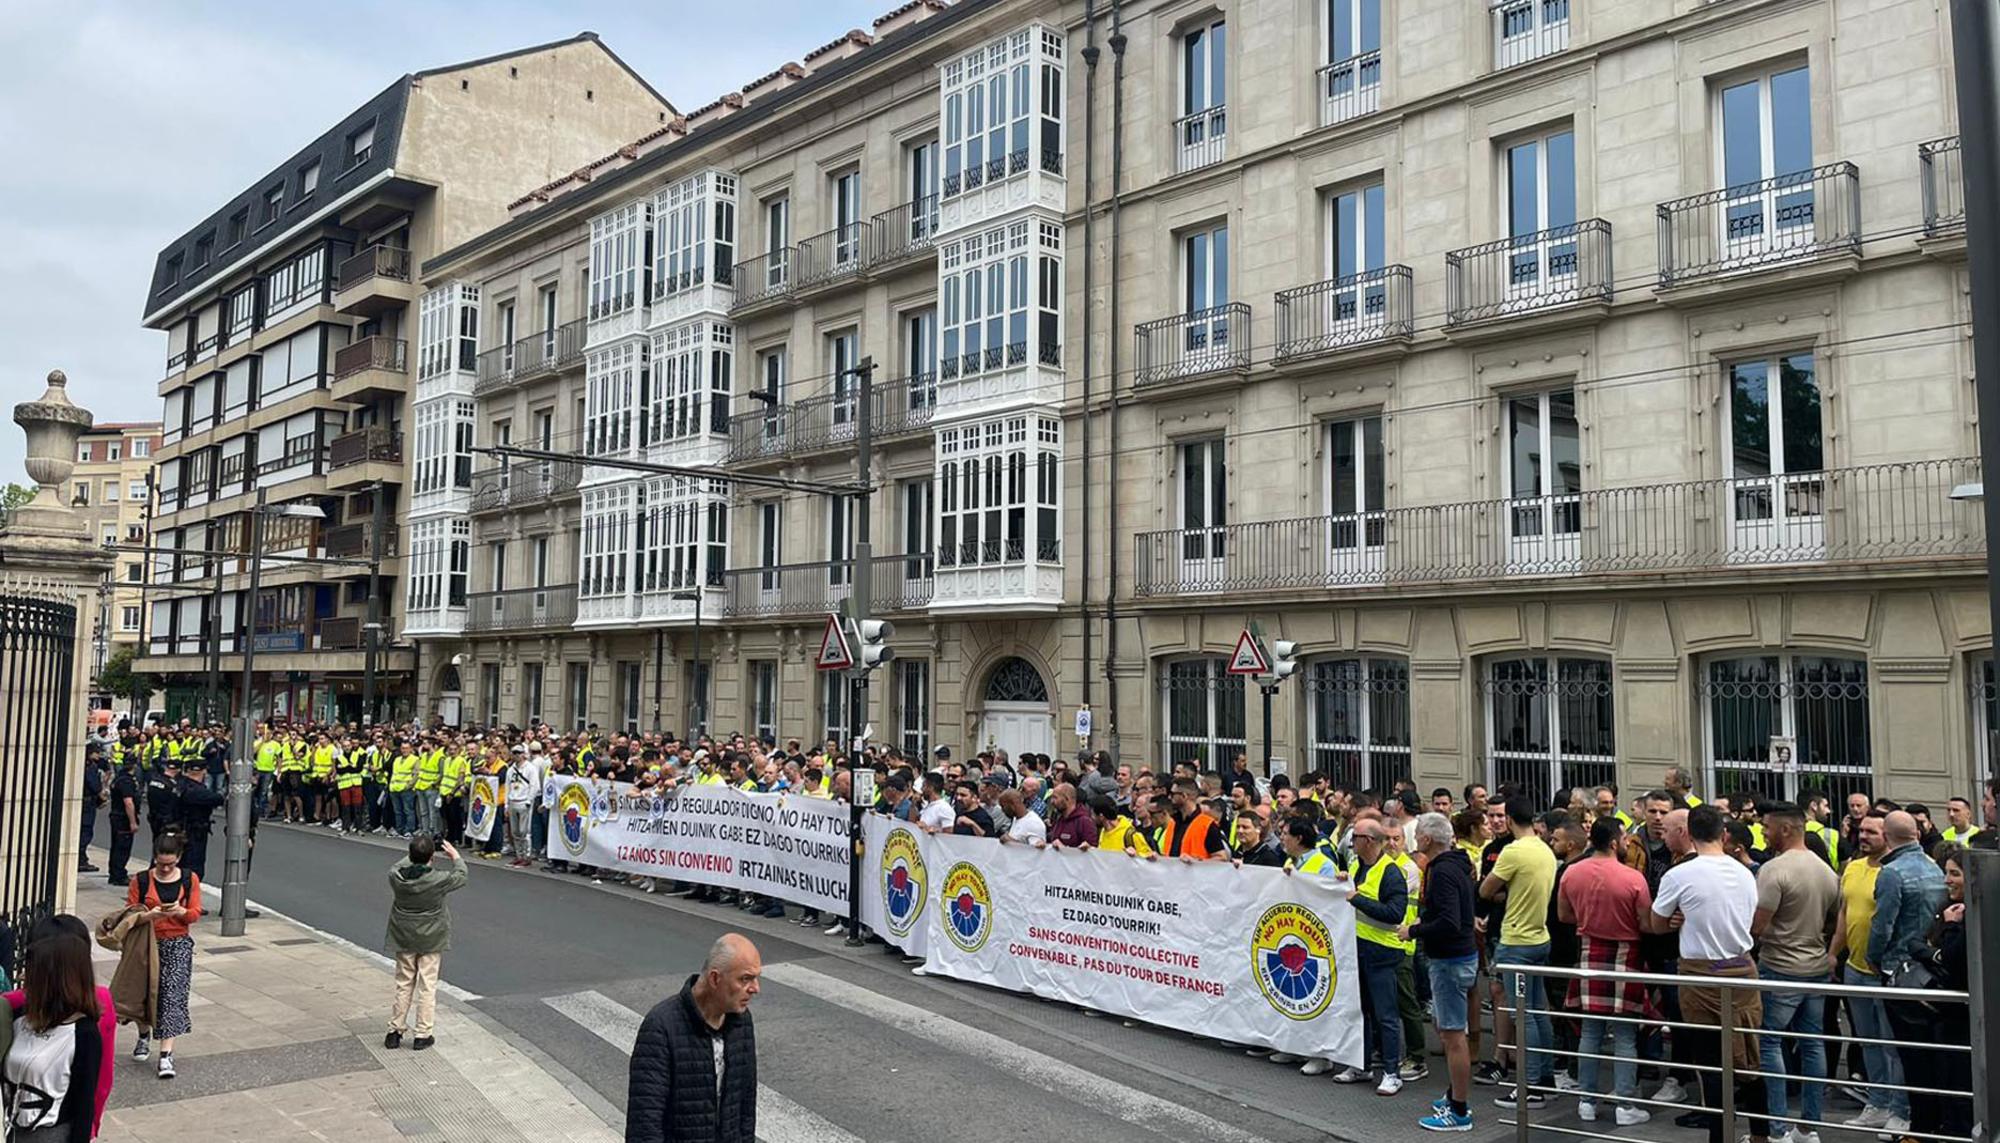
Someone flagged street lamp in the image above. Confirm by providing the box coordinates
[221,489,325,937]
[671,588,704,738]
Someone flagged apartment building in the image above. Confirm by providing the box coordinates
[72,422,162,677]
[137,33,673,725]
[420,0,1983,808]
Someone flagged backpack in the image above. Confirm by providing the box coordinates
[3,1014,78,1129]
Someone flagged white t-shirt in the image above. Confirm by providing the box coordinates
[1007,809,1047,844]
[1652,853,1758,960]
[919,797,955,833]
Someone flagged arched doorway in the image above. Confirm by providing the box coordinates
[437,663,463,728]
[976,656,1053,759]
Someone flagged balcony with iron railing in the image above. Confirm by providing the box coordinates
[731,249,793,311]
[322,521,400,562]
[1135,303,1252,385]
[1491,0,1569,69]
[331,336,409,404]
[720,555,933,619]
[1657,162,1861,289]
[1133,458,1983,597]
[469,457,583,513]
[796,223,872,290]
[723,371,937,463]
[1318,51,1382,127]
[1275,266,1414,362]
[870,196,941,266]
[334,245,415,318]
[465,583,579,633]
[326,427,402,489]
[1172,106,1228,174]
[1921,136,1965,238]
[1446,219,1612,327]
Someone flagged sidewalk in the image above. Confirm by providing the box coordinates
[74,863,619,1143]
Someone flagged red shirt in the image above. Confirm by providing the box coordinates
[1559,854,1652,943]
[1047,803,1098,848]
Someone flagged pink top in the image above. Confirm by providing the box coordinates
[7,984,115,1138]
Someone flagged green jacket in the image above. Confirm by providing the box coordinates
[384,855,468,955]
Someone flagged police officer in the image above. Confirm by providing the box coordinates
[79,744,107,873]
[108,752,141,885]
[178,758,226,883]
[146,756,184,839]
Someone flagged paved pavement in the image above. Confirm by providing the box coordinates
[81,820,1880,1143]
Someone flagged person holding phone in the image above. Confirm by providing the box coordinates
[126,832,200,1080]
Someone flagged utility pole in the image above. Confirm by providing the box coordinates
[846,356,874,950]
[361,480,386,727]
[222,486,267,937]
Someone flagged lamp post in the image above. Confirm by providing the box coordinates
[671,588,704,738]
[222,488,325,937]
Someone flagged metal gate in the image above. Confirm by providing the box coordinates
[0,591,78,980]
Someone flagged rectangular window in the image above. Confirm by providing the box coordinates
[827,328,860,427]
[532,536,550,587]
[1321,0,1383,125]
[758,501,782,590]
[1161,658,1247,768]
[750,661,778,743]
[1484,655,1613,806]
[619,661,643,734]
[348,121,376,167]
[1505,388,1583,568]
[1326,416,1386,568]
[686,659,712,736]
[1494,0,1570,69]
[226,211,247,248]
[132,438,150,459]
[763,196,790,288]
[897,659,932,757]
[1307,657,1411,788]
[1718,64,1815,260]
[827,496,856,586]
[754,347,785,447]
[1177,439,1226,571]
[1504,128,1578,299]
[125,562,144,584]
[936,415,1061,568]
[568,661,589,731]
[587,202,647,323]
[482,663,501,727]
[902,307,938,407]
[299,158,321,198]
[497,301,517,370]
[832,169,863,267]
[901,478,934,580]
[120,605,142,631]
[1725,351,1824,559]
[523,662,545,725]
[907,139,941,239]
[259,186,284,227]
[1176,20,1228,171]
[822,670,850,748]
[104,480,119,503]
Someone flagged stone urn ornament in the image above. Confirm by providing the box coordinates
[6,368,97,545]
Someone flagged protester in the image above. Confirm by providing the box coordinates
[1749,802,1839,1143]
[1558,816,1653,1126]
[1874,811,1951,1142]
[1829,812,1908,1134]
[1404,812,1477,1132]
[999,789,1046,845]
[1886,845,1971,1140]
[383,836,469,1051]
[127,832,199,1080]
[504,746,542,867]
[1479,798,1556,1108]
[627,933,760,1143]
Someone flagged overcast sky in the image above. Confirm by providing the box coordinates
[0,0,894,481]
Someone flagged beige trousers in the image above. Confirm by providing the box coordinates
[389,951,442,1037]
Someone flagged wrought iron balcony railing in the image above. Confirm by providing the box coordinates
[869,196,941,265]
[723,371,937,462]
[465,584,578,633]
[333,336,408,380]
[1275,266,1413,360]
[337,244,412,291]
[1920,137,1965,236]
[469,458,583,513]
[1318,50,1383,126]
[1173,106,1228,174]
[328,426,402,469]
[1491,0,1569,69]
[796,222,871,289]
[731,249,793,309]
[1135,302,1252,385]
[1134,458,1983,596]
[1657,162,1861,287]
[1446,219,1611,325]
[721,555,933,618]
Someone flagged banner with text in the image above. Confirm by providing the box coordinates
[544,776,850,913]
[897,830,1364,1064]
[465,775,501,842]
[860,815,933,961]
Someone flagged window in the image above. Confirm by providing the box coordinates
[1176,20,1227,172]
[107,441,122,462]
[162,254,183,288]
[936,415,1062,567]
[619,661,643,734]
[648,320,733,443]
[132,438,150,459]
[104,480,119,503]
[539,284,560,353]
[490,541,508,594]
[259,186,284,228]
[347,121,376,167]
[497,301,516,370]
[1505,388,1581,569]
[1327,416,1386,576]
[939,219,1046,380]
[1321,0,1382,125]
[191,234,214,270]
[587,202,648,323]
[1718,64,1815,263]
[901,478,934,580]
[1504,128,1578,300]
[568,661,590,732]
[1493,0,1570,69]
[262,245,330,321]
[902,308,938,406]
[1483,655,1614,807]
[226,211,248,248]
[482,664,501,727]
[579,484,633,602]
[827,328,860,428]
[654,170,737,298]
[76,442,92,463]
[907,139,941,240]
[299,158,321,198]
[523,662,545,725]
[125,562,144,584]
[100,524,116,547]
[822,670,850,747]
[898,659,932,757]
[1179,222,1232,361]
[754,347,785,447]
[1177,439,1226,572]
[831,169,863,267]
[762,196,790,288]
[120,605,141,632]
[827,495,856,587]
[584,339,641,456]
[750,661,778,743]
[126,523,145,542]
[758,501,782,590]
[634,476,728,594]
[1321,183,1388,334]
[72,482,88,506]
[686,659,712,735]
[1161,658,1246,767]
[1725,352,1824,561]
[939,26,1063,196]
[413,398,476,496]
[532,536,550,587]
[1701,653,1870,806]
[1307,657,1410,788]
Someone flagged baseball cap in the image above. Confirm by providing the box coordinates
[934,745,951,760]
[980,769,1013,790]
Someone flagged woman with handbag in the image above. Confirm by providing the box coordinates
[3,933,104,1141]
[1881,842,1971,1143]
[127,832,200,1080]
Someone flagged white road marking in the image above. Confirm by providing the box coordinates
[244,898,483,1002]
[542,988,864,1143]
[760,961,1282,1143]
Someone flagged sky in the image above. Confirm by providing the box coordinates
[0,0,896,482]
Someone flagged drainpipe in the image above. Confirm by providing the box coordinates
[1103,1,1127,762]
[1079,0,1100,732]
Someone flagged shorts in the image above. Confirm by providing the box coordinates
[339,786,363,807]
[1427,954,1480,1031]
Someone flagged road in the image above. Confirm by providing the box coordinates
[134,820,1713,1143]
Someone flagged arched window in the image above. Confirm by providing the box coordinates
[1700,653,1869,806]
[984,656,1049,703]
[1482,654,1614,808]
[1160,657,1247,768]
[1306,657,1410,790]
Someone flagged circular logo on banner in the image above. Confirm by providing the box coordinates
[939,861,993,953]
[556,783,593,858]
[467,785,491,837]
[880,827,928,938]
[1250,903,1336,1021]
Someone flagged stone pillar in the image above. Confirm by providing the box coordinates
[1,371,116,919]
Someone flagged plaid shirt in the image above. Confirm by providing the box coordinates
[1571,935,1650,1017]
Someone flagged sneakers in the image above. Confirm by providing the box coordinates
[824,922,847,937]
[1377,1073,1405,1097]
[1879,1115,1912,1140]
[1552,1071,1582,1093]
[1331,1066,1372,1084]
[131,1035,150,1062]
[1268,1051,1303,1065]
[1401,1061,1431,1082]
[157,1052,175,1080]
[412,1036,434,1051]
[1614,1106,1652,1127]
[1300,1058,1335,1076]
[1492,1091,1546,1110]
[1418,1110,1474,1132]
[1473,1061,1508,1086]
[1845,1107,1893,1130]
[384,1031,403,1049]
[1578,1101,1599,1122]
[1787,1130,1821,1143]
[1652,1077,1688,1104]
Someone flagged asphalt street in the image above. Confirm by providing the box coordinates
[109,819,1727,1143]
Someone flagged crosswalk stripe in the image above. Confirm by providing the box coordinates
[759,961,1282,1143]
[541,988,863,1143]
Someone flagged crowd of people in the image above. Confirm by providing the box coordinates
[59,719,2000,1142]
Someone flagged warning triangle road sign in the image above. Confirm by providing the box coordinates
[816,613,854,671]
[1227,627,1271,675]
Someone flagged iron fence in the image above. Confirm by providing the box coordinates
[723,371,936,462]
[1658,162,1861,287]
[1135,302,1253,385]
[469,457,583,512]
[1134,457,1983,595]
[1275,265,1414,360]
[1446,218,1611,325]
[1491,0,1570,69]
[0,590,77,980]
[465,584,578,633]
[1921,137,1965,236]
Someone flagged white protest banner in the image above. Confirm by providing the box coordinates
[860,814,931,960]
[545,775,850,912]
[465,775,501,842]
[912,834,1363,1065]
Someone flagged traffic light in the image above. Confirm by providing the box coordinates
[1270,639,1299,683]
[856,618,896,671]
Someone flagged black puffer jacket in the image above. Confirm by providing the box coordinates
[626,975,757,1143]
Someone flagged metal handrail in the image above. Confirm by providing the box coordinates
[796,222,871,287]
[1317,49,1383,126]
[1134,302,1252,384]
[1920,136,1965,235]
[1274,265,1414,359]
[731,249,793,309]
[869,196,941,264]
[1657,161,1861,287]
[1446,217,1612,324]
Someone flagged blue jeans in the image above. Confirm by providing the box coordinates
[1357,941,1406,1073]
[1427,954,1479,1032]
[1578,1017,1639,1103]
[1760,967,1828,1129]
[392,790,416,834]
[1493,941,1553,1083]
[416,790,440,835]
[1842,964,1909,1119]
